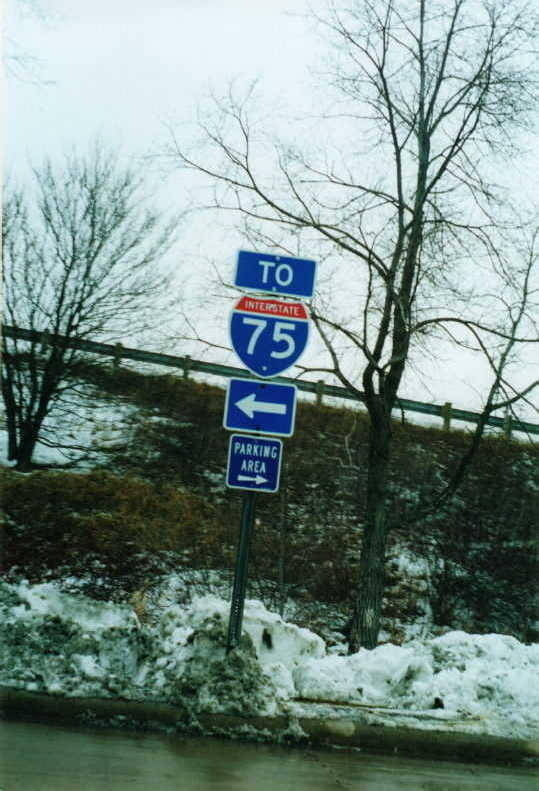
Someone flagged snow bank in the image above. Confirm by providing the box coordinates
[0,583,320,716]
[1,581,537,739]
[11,580,130,631]
[132,594,323,714]
[293,630,539,739]
[0,581,142,699]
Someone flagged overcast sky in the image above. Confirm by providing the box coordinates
[5,0,538,427]
[6,0,315,162]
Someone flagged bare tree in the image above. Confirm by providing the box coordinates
[4,0,54,84]
[2,144,180,470]
[164,0,538,649]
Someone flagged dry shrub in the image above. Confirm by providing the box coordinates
[1,468,225,596]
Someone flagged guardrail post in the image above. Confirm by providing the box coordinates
[442,402,452,431]
[40,331,51,352]
[316,380,325,406]
[113,343,123,371]
[503,411,513,440]
[182,355,192,380]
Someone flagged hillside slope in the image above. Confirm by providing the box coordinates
[2,360,538,643]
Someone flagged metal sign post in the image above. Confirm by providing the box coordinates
[226,491,256,653]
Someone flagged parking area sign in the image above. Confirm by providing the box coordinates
[226,434,283,493]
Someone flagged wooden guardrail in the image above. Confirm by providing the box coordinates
[2,324,537,437]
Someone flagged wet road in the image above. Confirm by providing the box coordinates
[0,719,537,790]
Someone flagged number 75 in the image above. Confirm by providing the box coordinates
[243,318,296,359]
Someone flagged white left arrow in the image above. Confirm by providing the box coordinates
[235,393,287,419]
[237,474,268,485]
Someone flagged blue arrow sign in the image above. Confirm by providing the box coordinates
[230,296,309,379]
[226,434,283,493]
[235,250,317,299]
[224,379,297,437]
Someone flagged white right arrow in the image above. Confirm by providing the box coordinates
[235,393,287,419]
[237,474,268,485]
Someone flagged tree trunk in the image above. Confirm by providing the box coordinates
[277,485,288,617]
[1,371,19,461]
[14,421,41,471]
[13,358,62,470]
[349,417,391,652]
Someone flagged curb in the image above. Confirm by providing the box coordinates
[1,687,537,766]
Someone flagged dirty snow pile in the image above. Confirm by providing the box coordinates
[0,581,320,718]
[1,580,537,740]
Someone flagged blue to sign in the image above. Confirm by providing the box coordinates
[226,434,283,493]
[235,250,316,299]
[230,296,309,379]
[224,379,297,437]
